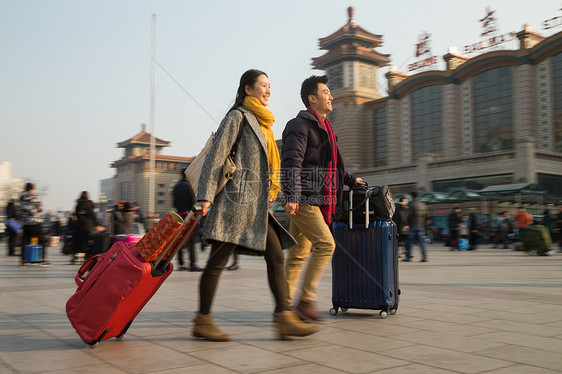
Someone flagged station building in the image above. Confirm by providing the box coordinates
[110,125,193,218]
[315,8,562,205]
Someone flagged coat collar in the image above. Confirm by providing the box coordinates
[237,106,268,154]
[297,109,328,133]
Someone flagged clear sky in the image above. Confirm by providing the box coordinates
[1,0,560,212]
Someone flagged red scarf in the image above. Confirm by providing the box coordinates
[308,108,337,224]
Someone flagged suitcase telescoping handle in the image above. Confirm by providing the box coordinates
[153,205,203,274]
[348,184,371,230]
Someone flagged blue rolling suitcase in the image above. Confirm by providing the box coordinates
[24,244,43,264]
[330,187,400,319]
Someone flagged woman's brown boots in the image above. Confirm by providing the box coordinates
[274,310,320,340]
[192,313,231,341]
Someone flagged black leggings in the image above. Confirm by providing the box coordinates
[199,220,290,314]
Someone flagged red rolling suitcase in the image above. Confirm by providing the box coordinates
[66,210,201,347]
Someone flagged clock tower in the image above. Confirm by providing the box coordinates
[312,7,390,170]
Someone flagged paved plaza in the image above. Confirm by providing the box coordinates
[0,240,561,373]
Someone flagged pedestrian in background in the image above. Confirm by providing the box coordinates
[5,199,20,256]
[194,69,319,341]
[172,168,202,272]
[19,183,50,267]
[403,191,429,262]
[447,207,463,250]
[75,191,106,261]
[392,197,409,257]
[281,75,364,321]
[467,208,479,250]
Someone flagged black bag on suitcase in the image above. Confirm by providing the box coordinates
[334,185,395,224]
[330,187,400,319]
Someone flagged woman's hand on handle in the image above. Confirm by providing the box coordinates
[195,201,212,216]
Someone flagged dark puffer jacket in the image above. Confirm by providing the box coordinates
[281,110,357,206]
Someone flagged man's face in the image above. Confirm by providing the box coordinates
[309,83,333,117]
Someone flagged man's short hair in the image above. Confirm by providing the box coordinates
[300,75,329,107]
[25,182,34,192]
[411,191,418,199]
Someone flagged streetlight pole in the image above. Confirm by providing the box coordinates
[148,13,157,215]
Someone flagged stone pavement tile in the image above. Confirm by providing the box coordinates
[327,318,421,337]
[142,330,243,354]
[42,364,129,374]
[403,309,488,325]
[471,319,562,338]
[477,330,562,353]
[283,344,404,373]
[408,302,489,316]
[392,330,505,353]
[474,344,562,371]
[398,319,496,337]
[147,363,235,374]
[481,365,559,374]
[381,345,511,373]
[233,327,332,352]
[192,344,302,373]
[1,347,104,374]
[312,326,416,352]
[0,330,69,352]
[87,339,206,373]
[261,363,343,374]
[468,309,562,324]
[373,363,458,374]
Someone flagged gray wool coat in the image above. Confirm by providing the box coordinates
[197,106,297,253]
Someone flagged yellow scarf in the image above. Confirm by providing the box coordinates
[242,96,281,202]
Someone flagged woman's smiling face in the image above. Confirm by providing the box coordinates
[245,74,271,106]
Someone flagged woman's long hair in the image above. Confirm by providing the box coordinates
[229,69,267,112]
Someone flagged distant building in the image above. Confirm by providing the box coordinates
[110,125,193,218]
[0,161,24,213]
[314,8,562,201]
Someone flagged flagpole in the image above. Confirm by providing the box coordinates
[149,13,157,215]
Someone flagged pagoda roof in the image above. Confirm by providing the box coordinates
[117,129,170,148]
[111,153,193,168]
[313,44,390,70]
[318,11,383,50]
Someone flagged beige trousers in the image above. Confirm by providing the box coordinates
[285,204,336,303]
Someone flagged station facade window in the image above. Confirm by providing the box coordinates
[473,66,514,154]
[373,107,387,166]
[411,85,443,158]
[553,52,562,153]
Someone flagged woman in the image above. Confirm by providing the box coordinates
[194,69,319,341]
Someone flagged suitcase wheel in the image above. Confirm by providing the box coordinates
[88,342,99,348]
[329,308,338,316]
[379,311,388,319]
[389,308,397,315]
[116,321,133,341]
[340,308,348,313]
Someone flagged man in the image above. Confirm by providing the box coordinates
[392,197,409,256]
[514,206,533,231]
[281,75,364,321]
[19,183,50,267]
[467,208,479,251]
[556,205,562,252]
[403,191,429,262]
[447,207,463,250]
[173,169,202,272]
